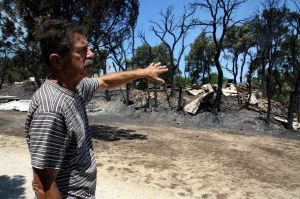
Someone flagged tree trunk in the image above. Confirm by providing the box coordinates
[0,73,5,89]
[261,55,267,97]
[214,53,223,111]
[125,84,130,105]
[240,53,247,83]
[177,84,182,111]
[245,57,256,108]
[295,71,300,123]
[287,90,295,129]
[154,84,158,108]
[0,64,6,89]
[144,85,150,111]
[202,70,205,84]
[233,53,238,84]
[246,76,252,108]
[32,71,42,87]
[170,66,175,96]
[266,61,273,126]
[0,48,8,89]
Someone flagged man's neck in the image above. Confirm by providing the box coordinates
[52,75,81,91]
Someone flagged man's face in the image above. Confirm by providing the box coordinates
[62,33,94,83]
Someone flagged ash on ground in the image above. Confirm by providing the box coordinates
[1,81,299,140]
[87,87,300,140]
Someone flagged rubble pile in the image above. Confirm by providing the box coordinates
[119,82,300,131]
[184,84,216,114]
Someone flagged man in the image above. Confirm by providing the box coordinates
[25,19,168,198]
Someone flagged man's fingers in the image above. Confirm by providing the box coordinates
[149,62,162,68]
[158,66,168,70]
[158,67,168,74]
[154,62,161,67]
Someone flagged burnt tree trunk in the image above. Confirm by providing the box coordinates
[246,77,252,108]
[202,70,206,83]
[240,53,247,83]
[295,71,300,123]
[170,65,176,96]
[232,53,238,84]
[31,68,42,87]
[245,57,257,108]
[125,84,130,106]
[232,54,240,104]
[144,85,150,111]
[266,61,273,126]
[154,84,158,108]
[0,51,7,89]
[177,84,182,111]
[214,51,223,111]
[287,90,295,129]
[0,65,5,89]
[261,56,267,97]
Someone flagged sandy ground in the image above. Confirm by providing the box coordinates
[0,110,300,199]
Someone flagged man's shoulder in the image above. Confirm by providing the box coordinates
[31,82,71,114]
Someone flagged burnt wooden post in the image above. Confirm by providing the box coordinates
[177,84,183,111]
[287,90,295,130]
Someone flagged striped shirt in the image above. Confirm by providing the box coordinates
[25,78,99,198]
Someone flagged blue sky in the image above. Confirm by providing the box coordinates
[135,0,294,81]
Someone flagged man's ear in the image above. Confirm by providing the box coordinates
[49,53,63,70]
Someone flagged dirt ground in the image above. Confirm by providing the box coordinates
[0,110,300,199]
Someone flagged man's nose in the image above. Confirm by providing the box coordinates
[86,49,94,59]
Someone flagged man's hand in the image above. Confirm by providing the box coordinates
[33,168,61,199]
[144,62,168,84]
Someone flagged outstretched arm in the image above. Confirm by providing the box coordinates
[97,62,168,91]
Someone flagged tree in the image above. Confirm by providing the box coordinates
[109,30,136,105]
[0,0,139,88]
[132,42,172,109]
[192,0,247,111]
[86,0,139,101]
[150,5,198,96]
[283,5,300,129]
[223,24,252,84]
[256,0,288,125]
[203,72,227,84]
[185,32,215,85]
[0,0,42,86]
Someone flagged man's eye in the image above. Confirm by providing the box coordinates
[77,48,87,56]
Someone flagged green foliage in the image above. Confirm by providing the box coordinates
[185,33,215,84]
[272,69,294,106]
[0,0,139,84]
[132,43,172,83]
[132,79,148,90]
[203,73,228,85]
[251,77,260,87]
[132,44,154,67]
[175,76,191,85]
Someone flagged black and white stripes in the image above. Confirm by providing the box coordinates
[25,78,99,198]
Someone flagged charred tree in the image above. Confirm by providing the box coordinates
[150,6,197,96]
[192,0,247,111]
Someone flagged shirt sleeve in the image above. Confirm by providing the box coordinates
[77,78,99,103]
[28,112,68,169]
